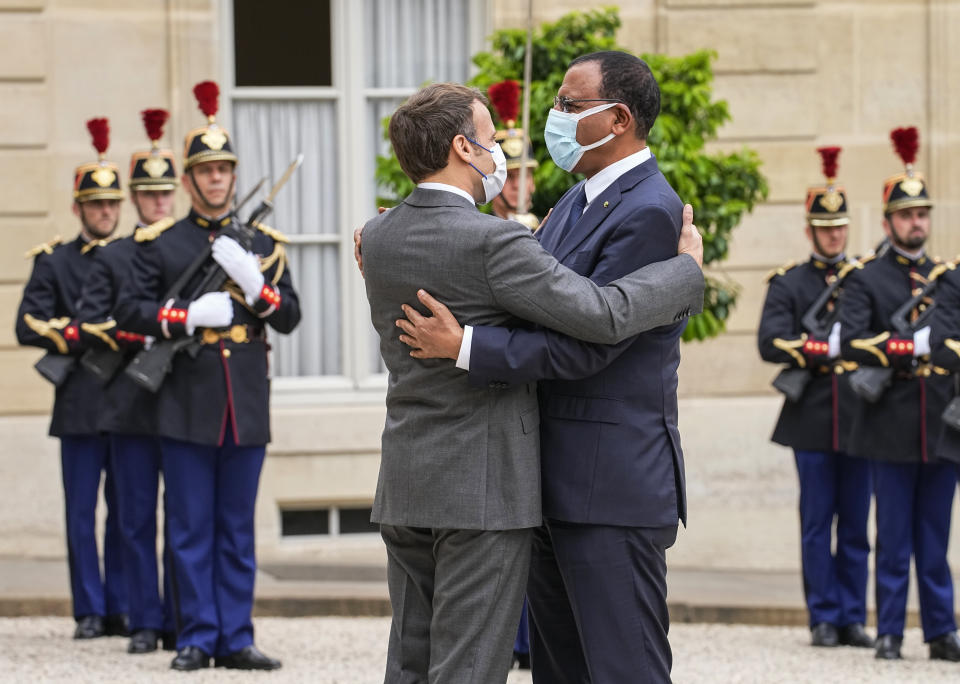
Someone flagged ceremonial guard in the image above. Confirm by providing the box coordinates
[77,109,178,654]
[840,127,960,661]
[15,119,128,638]
[115,81,300,671]
[757,147,873,649]
[488,80,539,232]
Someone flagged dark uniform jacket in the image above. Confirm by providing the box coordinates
[928,264,960,463]
[840,247,952,463]
[114,211,300,447]
[758,255,857,453]
[77,232,158,436]
[15,235,107,437]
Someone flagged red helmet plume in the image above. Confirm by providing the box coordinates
[141,109,169,144]
[193,81,220,120]
[489,80,520,126]
[890,126,918,166]
[816,146,841,182]
[86,118,109,158]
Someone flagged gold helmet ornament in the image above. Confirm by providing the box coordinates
[183,80,238,171]
[805,146,849,227]
[883,126,932,213]
[129,109,178,191]
[73,118,124,202]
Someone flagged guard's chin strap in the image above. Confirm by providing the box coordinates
[188,168,235,213]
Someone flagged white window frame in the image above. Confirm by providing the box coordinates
[219,0,490,404]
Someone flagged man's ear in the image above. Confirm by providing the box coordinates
[611,104,633,136]
[71,201,81,218]
[451,134,473,164]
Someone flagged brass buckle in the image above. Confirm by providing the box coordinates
[229,324,249,344]
[201,328,220,345]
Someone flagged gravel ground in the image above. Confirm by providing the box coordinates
[1,618,959,683]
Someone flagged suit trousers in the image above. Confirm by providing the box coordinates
[109,433,174,634]
[794,450,871,627]
[161,429,265,657]
[528,519,678,684]
[60,435,127,620]
[872,460,957,640]
[380,525,531,684]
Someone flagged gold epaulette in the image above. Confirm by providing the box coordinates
[253,222,290,244]
[928,260,956,282]
[763,260,798,283]
[852,252,878,269]
[134,216,176,243]
[24,236,62,259]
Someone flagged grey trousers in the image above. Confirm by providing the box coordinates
[381,524,532,684]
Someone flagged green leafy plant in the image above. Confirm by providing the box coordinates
[374,8,767,341]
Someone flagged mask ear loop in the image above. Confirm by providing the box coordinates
[465,137,493,178]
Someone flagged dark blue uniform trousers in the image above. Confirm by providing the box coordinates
[528,520,677,684]
[60,435,127,619]
[109,434,174,634]
[161,428,265,657]
[794,450,872,628]
[872,460,957,640]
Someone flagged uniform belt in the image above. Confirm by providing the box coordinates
[200,324,263,345]
[816,361,858,375]
[895,364,950,380]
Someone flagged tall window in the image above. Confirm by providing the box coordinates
[225,0,487,388]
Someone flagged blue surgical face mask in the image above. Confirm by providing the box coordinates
[544,102,619,172]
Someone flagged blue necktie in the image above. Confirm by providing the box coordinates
[557,185,587,245]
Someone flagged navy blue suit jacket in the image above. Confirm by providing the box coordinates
[469,155,687,527]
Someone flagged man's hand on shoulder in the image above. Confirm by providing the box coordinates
[678,203,703,269]
[353,207,389,278]
[396,290,463,360]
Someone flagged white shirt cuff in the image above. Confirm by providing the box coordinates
[456,325,473,371]
[914,326,931,357]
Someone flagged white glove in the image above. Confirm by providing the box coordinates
[827,321,841,359]
[212,236,264,304]
[914,325,931,357]
[186,291,234,334]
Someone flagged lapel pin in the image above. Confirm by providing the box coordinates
[603,201,609,208]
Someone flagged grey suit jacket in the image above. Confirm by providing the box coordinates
[363,188,703,530]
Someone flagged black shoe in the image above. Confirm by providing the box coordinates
[513,651,531,670]
[73,615,105,639]
[161,631,177,652]
[929,631,960,661]
[214,645,282,670]
[839,623,875,648]
[875,634,903,660]
[171,646,210,671]
[128,629,159,654]
[103,614,130,637]
[810,622,839,647]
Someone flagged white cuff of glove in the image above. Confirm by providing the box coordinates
[914,326,931,357]
[827,321,841,359]
[212,236,265,304]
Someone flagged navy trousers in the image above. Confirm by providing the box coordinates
[873,460,957,640]
[60,435,127,619]
[514,599,529,655]
[528,520,677,684]
[110,434,174,634]
[161,428,265,657]
[794,450,872,628]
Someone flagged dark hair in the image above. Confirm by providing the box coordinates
[570,51,660,140]
[389,83,486,183]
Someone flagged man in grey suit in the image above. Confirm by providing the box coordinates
[361,82,703,684]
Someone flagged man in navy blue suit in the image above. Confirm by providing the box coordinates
[396,51,692,683]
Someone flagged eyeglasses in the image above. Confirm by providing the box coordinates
[553,96,625,113]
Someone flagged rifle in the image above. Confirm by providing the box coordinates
[772,262,851,402]
[34,353,77,387]
[125,157,302,393]
[848,264,944,403]
[79,178,270,387]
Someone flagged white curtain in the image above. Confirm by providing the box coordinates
[233,100,341,377]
